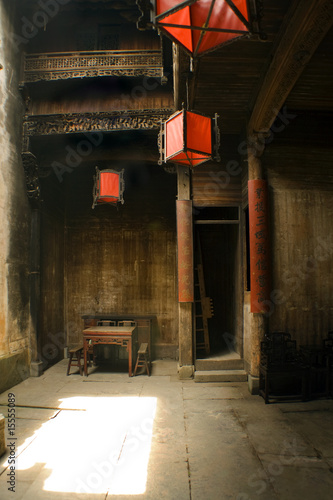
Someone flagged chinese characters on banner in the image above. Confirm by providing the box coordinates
[248,179,270,313]
[176,200,194,302]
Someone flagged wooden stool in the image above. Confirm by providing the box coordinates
[67,346,84,376]
[134,343,150,376]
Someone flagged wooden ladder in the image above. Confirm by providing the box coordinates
[194,235,213,355]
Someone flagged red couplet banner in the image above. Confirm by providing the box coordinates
[248,179,270,313]
[176,200,194,302]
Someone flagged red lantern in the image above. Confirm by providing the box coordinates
[159,108,220,168]
[92,167,125,208]
[152,0,252,57]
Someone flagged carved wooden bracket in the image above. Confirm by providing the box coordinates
[136,0,153,31]
[21,152,41,205]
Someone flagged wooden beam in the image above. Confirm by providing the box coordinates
[177,165,191,200]
[173,43,181,110]
[173,43,192,110]
[188,57,199,111]
[248,0,333,135]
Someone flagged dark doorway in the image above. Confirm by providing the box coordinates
[194,215,239,357]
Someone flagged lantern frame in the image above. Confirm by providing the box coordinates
[137,0,264,57]
[92,167,125,209]
[158,108,220,168]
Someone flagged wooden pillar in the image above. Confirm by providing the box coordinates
[247,138,269,392]
[29,207,43,376]
[177,165,194,378]
[22,150,43,377]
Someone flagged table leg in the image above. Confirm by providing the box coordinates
[84,340,88,376]
[128,339,132,377]
[67,353,73,376]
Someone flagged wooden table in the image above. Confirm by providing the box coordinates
[83,326,137,377]
[82,313,155,362]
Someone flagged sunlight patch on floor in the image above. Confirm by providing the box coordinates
[15,396,157,495]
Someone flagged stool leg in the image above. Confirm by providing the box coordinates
[134,355,140,376]
[67,353,74,376]
[145,355,150,376]
[77,351,83,376]
[265,373,269,404]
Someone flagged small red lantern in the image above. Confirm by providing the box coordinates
[159,108,220,167]
[138,0,256,57]
[92,167,125,208]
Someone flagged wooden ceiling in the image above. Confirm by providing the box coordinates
[19,0,333,157]
[175,0,333,138]
[286,27,333,112]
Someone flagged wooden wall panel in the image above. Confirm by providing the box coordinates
[64,163,178,351]
[66,226,178,348]
[27,12,160,54]
[192,161,242,207]
[30,90,174,116]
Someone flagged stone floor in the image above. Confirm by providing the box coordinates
[0,359,333,500]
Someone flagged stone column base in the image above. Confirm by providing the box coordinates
[177,364,194,379]
[30,361,44,377]
[248,374,260,395]
[0,414,6,457]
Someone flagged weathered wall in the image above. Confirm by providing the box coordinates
[0,0,31,391]
[64,162,178,357]
[265,139,333,346]
[241,114,333,376]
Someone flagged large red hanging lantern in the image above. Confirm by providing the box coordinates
[137,0,257,57]
[158,108,220,168]
[92,167,125,208]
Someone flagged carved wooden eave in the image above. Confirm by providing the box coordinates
[23,109,174,137]
[22,50,164,83]
[248,0,333,137]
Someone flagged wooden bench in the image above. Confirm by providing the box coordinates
[67,345,84,376]
[134,343,150,376]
